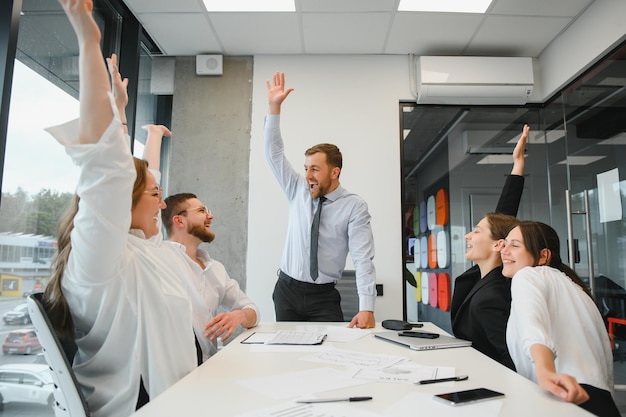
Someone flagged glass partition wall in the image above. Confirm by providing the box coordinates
[402,40,626,388]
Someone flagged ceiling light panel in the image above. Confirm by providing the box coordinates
[477,155,515,164]
[398,0,493,13]
[203,0,295,12]
[557,156,606,166]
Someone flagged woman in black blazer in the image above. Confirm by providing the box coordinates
[450,124,529,370]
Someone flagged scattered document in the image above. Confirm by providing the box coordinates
[266,330,327,345]
[296,325,371,343]
[240,332,276,344]
[236,367,370,400]
[300,348,406,369]
[241,331,327,345]
[352,360,455,384]
[249,343,333,353]
[236,401,386,417]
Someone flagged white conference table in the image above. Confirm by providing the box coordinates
[132,322,593,417]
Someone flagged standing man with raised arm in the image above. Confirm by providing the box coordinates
[264,72,376,329]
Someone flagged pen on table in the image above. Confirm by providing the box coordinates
[417,375,469,385]
[297,396,373,404]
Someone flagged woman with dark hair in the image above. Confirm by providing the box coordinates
[450,124,528,370]
[43,1,196,416]
[501,221,619,417]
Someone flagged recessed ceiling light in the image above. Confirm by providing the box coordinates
[507,130,565,145]
[477,155,515,165]
[398,0,493,13]
[202,0,295,12]
[557,156,606,166]
[598,132,626,146]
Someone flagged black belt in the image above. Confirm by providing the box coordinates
[278,270,335,290]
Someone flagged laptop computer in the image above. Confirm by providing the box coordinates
[373,331,471,351]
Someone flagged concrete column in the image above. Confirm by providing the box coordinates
[169,56,253,290]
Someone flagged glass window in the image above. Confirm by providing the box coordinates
[132,42,158,158]
[401,104,542,331]
[0,372,21,384]
[0,0,108,293]
[401,39,626,393]
[132,38,173,179]
[0,0,147,414]
[22,373,39,386]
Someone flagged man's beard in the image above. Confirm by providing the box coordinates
[309,183,327,199]
[188,222,215,243]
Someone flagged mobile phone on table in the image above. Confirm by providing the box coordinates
[398,330,439,339]
[433,388,505,406]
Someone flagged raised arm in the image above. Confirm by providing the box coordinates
[511,124,530,176]
[495,124,530,216]
[266,71,294,114]
[106,53,128,135]
[58,0,112,144]
[142,124,172,170]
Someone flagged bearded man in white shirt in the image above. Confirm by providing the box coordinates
[161,192,259,362]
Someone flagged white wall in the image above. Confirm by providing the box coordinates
[247,55,411,322]
[538,0,626,100]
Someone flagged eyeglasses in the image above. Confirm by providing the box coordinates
[143,187,163,198]
[176,206,211,216]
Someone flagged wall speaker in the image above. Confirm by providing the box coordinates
[196,54,223,75]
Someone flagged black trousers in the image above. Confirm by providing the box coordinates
[273,271,343,321]
[578,384,621,417]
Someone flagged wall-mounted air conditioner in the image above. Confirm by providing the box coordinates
[416,56,534,105]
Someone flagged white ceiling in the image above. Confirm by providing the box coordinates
[123,0,596,57]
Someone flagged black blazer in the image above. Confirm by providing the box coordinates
[450,174,524,370]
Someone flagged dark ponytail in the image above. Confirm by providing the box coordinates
[517,221,592,298]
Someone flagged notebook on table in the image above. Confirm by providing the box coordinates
[373,331,471,351]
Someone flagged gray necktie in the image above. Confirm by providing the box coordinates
[310,196,326,281]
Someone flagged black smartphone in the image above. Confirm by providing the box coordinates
[398,331,439,339]
[433,388,505,406]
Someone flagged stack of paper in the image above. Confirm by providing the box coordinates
[265,331,327,345]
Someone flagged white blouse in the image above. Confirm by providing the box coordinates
[507,265,613,393]
[47,96,197,417]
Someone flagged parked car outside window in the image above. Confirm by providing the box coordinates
[2,329,42,355]
[0,364,54,409]
[2,304,31,325]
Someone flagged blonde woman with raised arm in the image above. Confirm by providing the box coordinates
[44,1,196,416]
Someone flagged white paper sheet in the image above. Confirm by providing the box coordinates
[384,391,504,417]
[266,330,327,345]
[352,360,455,384]
[597,168,622,223]
[296,325,371,343]
[236,401,386,417]
[299,348,406,369]
[249,343,334,353]
[236,367,371,400]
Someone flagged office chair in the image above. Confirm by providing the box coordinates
[336,270,359,321]
[27,293,90,417]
